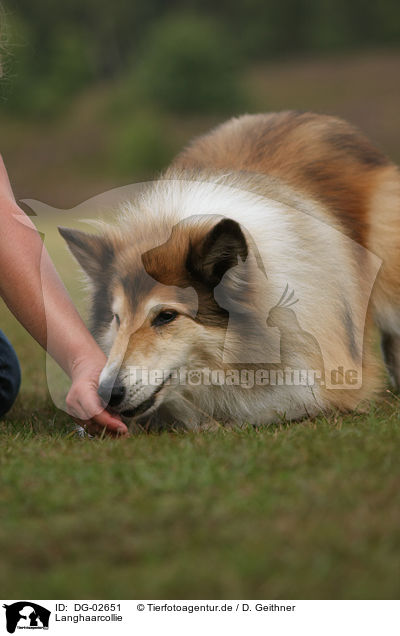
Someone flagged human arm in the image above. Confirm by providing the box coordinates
[0,155,128,435]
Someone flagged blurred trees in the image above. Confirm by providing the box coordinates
[1,0,400,118]
[0,0,400,116]
[132,14,243,114]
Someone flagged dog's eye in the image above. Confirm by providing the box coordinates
[113,313,120,327]
[152,310,178,327]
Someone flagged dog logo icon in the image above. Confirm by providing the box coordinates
[2,602,51,633]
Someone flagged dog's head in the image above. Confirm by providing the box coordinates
[59,215,252,418]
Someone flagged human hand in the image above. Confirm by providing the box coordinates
[66,354,129,437]
[0,155,128,436]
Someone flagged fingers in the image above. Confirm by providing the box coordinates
[70,404,129,436]
[66,385,103,420]
[74,415,129,438]
[92,409,129,435]
[66,378,109,420]
[66,384,129,437]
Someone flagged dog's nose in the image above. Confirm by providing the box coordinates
[98,381,125,407]
[109,384,125,407]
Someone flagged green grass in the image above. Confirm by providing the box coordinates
[1,398,400,599]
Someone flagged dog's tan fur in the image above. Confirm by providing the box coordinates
[60,112,400,428]
[171,111,400,401]
[171,111,389,245]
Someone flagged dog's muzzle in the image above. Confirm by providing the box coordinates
[98,372,171,418]
[98,380,126,408]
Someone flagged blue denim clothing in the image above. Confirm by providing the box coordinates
[0,330,21,417]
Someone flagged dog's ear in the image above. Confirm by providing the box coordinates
[58,227,114,280]
[186,218,248,287]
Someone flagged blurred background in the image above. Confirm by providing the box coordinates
[0,0,399,208]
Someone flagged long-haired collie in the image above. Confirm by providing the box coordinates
[59,111,400,429]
